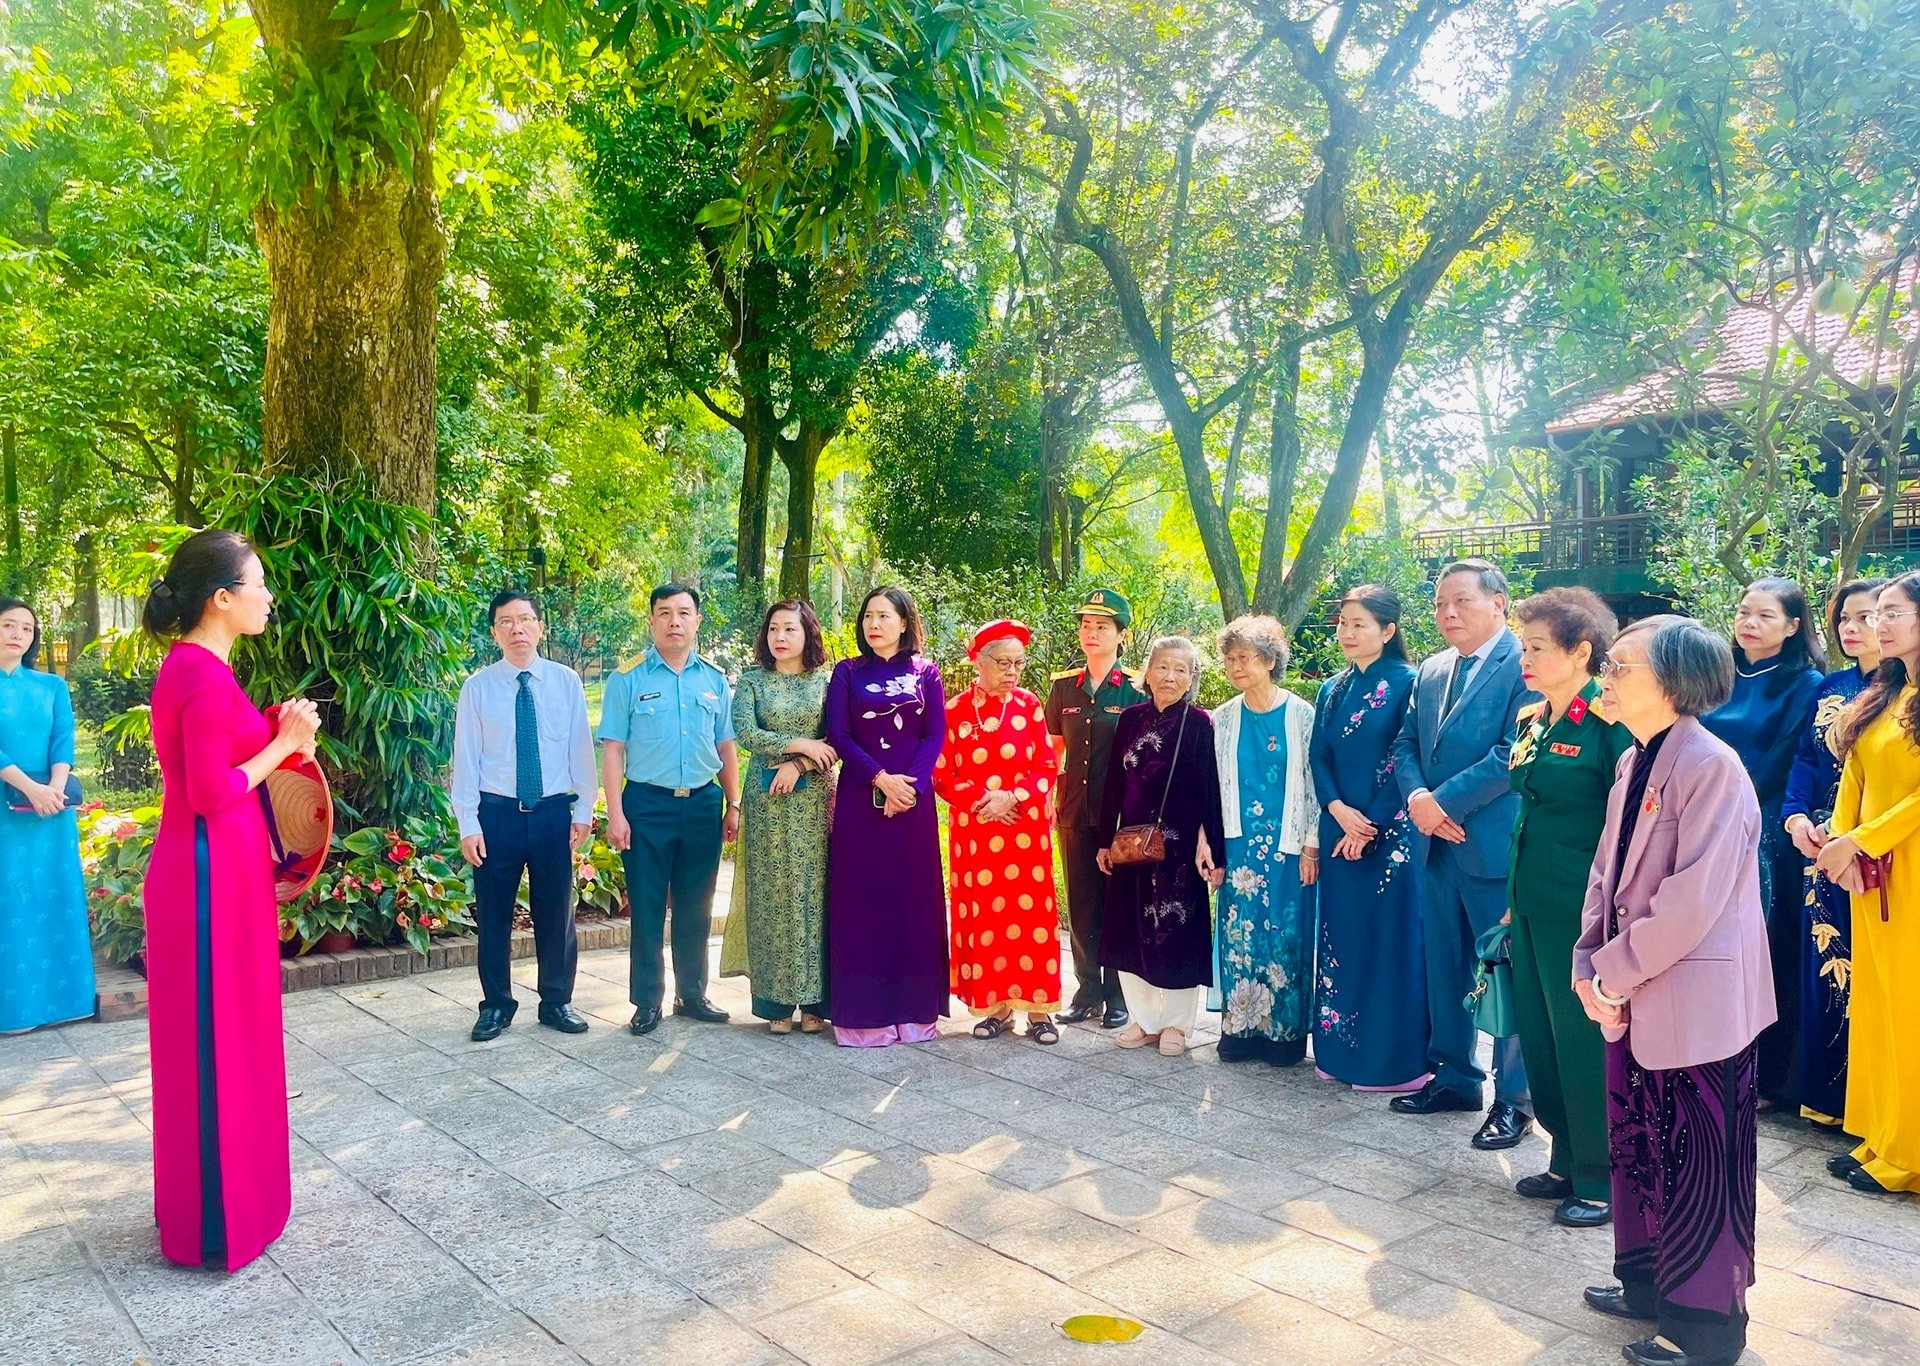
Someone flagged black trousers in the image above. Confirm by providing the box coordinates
[1059,823,1122,1009]
[620,781,724,1010]
[474,795,578,1014]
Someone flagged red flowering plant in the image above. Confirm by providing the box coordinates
[296,817,476,955]
[79,803,159,965]
[562,801,628,918]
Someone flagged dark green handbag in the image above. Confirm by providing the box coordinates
[1464,921,1517,1037]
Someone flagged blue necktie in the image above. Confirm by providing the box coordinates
[1443,654,1476,719]
[515,670,544,807]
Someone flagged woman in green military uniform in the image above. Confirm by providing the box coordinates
[1507,587,1634,1229]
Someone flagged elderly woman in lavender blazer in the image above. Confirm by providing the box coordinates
[1573,616,1777,1366]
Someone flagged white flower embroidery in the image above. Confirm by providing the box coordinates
[1142,897,1190,927]
[1229,866,1259,897]
[1224,980,1275,1034]
[1265,963,1291,993]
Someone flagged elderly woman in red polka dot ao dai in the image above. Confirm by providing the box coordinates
[936,620,1064,1044]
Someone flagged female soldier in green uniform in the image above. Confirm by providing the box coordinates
[1507,588,1634,1229]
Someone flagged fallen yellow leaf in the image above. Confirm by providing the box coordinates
[1059,1314,1145,1344]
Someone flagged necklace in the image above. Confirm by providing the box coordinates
[971,685,1014,734]
[1736,659,1782,679]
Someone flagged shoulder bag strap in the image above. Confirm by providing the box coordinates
[1152,704,1191,827]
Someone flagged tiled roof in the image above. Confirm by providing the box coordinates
[1547,260,1920,436]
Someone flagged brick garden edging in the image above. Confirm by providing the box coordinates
[92,916,640,1023]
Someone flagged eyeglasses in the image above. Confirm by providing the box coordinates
[979,656,1027,671]
[1598,658,1648,679]
[1878,608,1918,623]
[496,614,540,628]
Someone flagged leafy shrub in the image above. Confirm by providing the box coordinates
[79,803,157,966]
[217,472,476,827]
[67,655,157,792]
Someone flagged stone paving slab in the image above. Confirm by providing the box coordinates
[2,945,1915,1364]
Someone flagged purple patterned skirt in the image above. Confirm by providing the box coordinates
[1606,1033,1759,1359]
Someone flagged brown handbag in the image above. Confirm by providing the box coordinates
[1107,705,1189,867]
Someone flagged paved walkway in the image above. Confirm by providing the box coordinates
[3,948,1916,1366]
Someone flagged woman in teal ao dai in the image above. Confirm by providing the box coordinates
[1211,615,1322,1065]
[0,599,95,1032]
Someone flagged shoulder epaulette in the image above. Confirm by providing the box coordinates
[615,652,648,674]
[1517,700,1548,722]
[1051,668,1080,681]
[1586,696,1611,722]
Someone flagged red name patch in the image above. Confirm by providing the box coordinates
[1549,742,1582,757]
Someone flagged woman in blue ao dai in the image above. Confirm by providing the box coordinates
[1211,615,1321,1066]
[1308,586,1430,1091]
[0,599,95,1033]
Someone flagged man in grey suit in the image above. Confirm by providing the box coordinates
[1389,559,1539,1150]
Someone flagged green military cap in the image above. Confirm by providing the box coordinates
[1075,587,1131,629]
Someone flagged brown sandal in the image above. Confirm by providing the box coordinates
[799,1013,825,1034]
[769,1018,794,1035]
[972,1014,1012,1040]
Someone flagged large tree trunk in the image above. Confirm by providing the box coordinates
[73,532,100,649]
[735,396,774,613]
[776,424,828,601]
[170,400,198,523]
[250,0,463,514]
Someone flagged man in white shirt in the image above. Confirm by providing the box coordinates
[452,590,598,1041]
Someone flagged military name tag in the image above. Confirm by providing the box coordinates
[1550,742,1581,757]
[635,691,663,702]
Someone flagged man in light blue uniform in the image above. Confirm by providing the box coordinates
[599,583,741,1036]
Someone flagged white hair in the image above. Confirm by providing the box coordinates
[1143,635,1202,703]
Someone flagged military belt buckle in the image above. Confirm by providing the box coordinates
[673,787,691,798]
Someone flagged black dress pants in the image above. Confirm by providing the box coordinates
[1059,823,1122,1010]
[474,795,579,1015]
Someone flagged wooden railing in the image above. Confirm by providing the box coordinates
[1414,504,1920,571]
[1410,515,1652,570]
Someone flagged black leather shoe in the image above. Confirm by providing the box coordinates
[1515,1172,1573,1201]
[674,997,730,1024]
[1389,1079,1482,1115]
[1583,1285,1656,1322]
[1100,1006,1131,1031]
[1059,1003,1102,1025]
[538,1003,590,1034]
[470,1006,511,1042]
[1553,1197,1612,1229]
[629,1006,662,1036]
[1827,1152,1865,1179]
[1846,1166,1895,1194]
[1623,1337,1743,1366]
[1471,1100,1533,1150]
